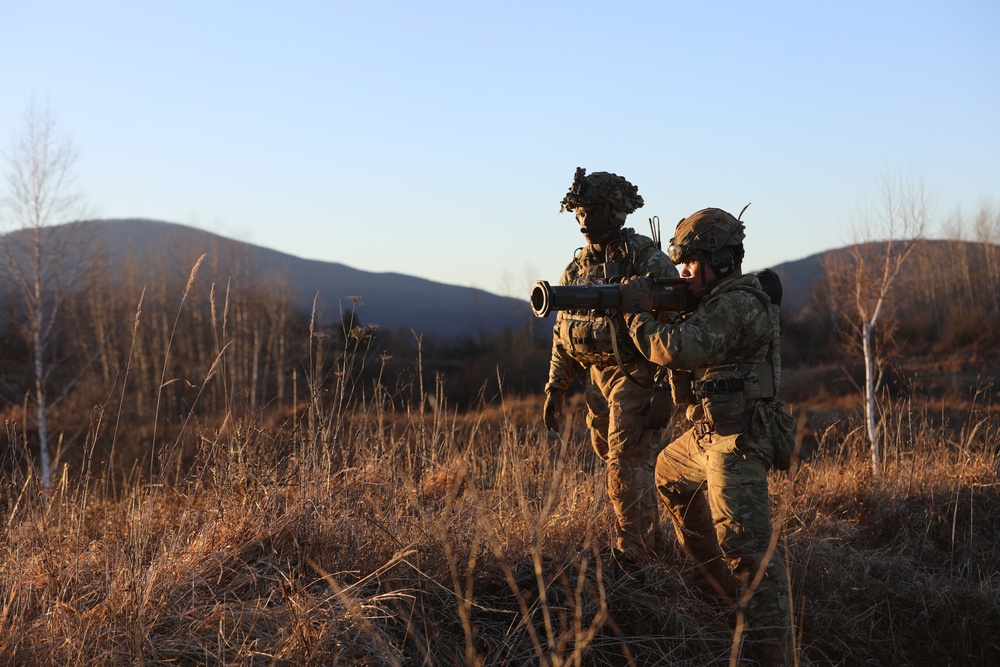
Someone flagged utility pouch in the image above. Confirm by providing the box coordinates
[695,372,746,435]
[701,392,746,435]
[768,401,797,471]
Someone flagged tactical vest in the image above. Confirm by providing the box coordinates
[556,231,653,368]
[673,282,782,427]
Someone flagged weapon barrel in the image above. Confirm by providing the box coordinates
[530,281,620,317]
[530,278,695,318]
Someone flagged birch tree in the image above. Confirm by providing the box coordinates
[826,174,927,475]
[0,103,88,489]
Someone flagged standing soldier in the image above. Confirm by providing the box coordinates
[543,167,679,565]
[618,207,794,663]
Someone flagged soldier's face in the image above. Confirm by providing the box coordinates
[575,204,616,244]
[681,258,716,293]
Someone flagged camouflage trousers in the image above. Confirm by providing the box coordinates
[585,360,664,558]
[655,423,789,637]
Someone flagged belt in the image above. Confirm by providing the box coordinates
[693,377,745,398]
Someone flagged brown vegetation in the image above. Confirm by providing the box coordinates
[1,382,998,665]
[0,254,997,664]
[1,201,999,664]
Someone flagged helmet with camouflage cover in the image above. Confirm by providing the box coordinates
[667,207,746,267]
[559,167,644,220]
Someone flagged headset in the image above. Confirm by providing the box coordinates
[709,243,745,278]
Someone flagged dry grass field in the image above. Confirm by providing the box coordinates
[1,363,998,666]
[1,234,999,665]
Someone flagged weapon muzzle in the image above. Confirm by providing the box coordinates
[530,280,555,318]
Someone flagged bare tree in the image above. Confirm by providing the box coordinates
[826,173,927,475]
[973,200,1000,316]
[0,102,88,489]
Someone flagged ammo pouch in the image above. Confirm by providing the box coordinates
[558,313,634,367]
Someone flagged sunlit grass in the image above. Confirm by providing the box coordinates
[1,378,998,665]
[1,295,999,666]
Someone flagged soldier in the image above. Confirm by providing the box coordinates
[543,167,679,564]
[618,207,793,663]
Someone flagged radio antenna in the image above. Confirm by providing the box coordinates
[649,216,661,249]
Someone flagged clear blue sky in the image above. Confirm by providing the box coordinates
[2,1,998,298]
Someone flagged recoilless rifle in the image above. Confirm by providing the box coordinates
[529,269,783,318]
[530,277,695,318]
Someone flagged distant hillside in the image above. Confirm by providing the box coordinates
[7,221,990,339]
[766,252,827,314]
[761,245,895,315]
[2,219,533,340]
[767,239,997,316]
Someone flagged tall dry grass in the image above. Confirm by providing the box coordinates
[1,301,998,665]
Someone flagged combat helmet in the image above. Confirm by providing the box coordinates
[667,207,746,277]
[559,167,644,221]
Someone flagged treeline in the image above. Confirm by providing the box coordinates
[4,206,998,478]
[783,233,1000,369]
[0,237,551,478]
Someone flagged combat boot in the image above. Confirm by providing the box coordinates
[600,545,647,584]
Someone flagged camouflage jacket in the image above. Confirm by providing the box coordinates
[624,272,781,425]
[545,228,677,393]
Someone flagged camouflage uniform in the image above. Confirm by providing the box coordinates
[545,228,679,556]
[625,271,790,645]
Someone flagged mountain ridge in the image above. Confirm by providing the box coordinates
[3,218,534,340]
[9,219,988,338]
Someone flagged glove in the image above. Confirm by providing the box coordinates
[543,390,564,432]
[619,276,653,313]
[646,387,674,429]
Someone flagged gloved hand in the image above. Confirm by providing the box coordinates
[646,387,674,429]
[619,275,653,313]
[543,390,564,432]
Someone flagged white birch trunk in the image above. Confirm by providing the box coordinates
[32,232,51,489]
[863,321,879,475]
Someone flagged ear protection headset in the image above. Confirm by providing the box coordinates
[709,247,737,277]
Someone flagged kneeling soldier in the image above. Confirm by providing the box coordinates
[619,207,792,663]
